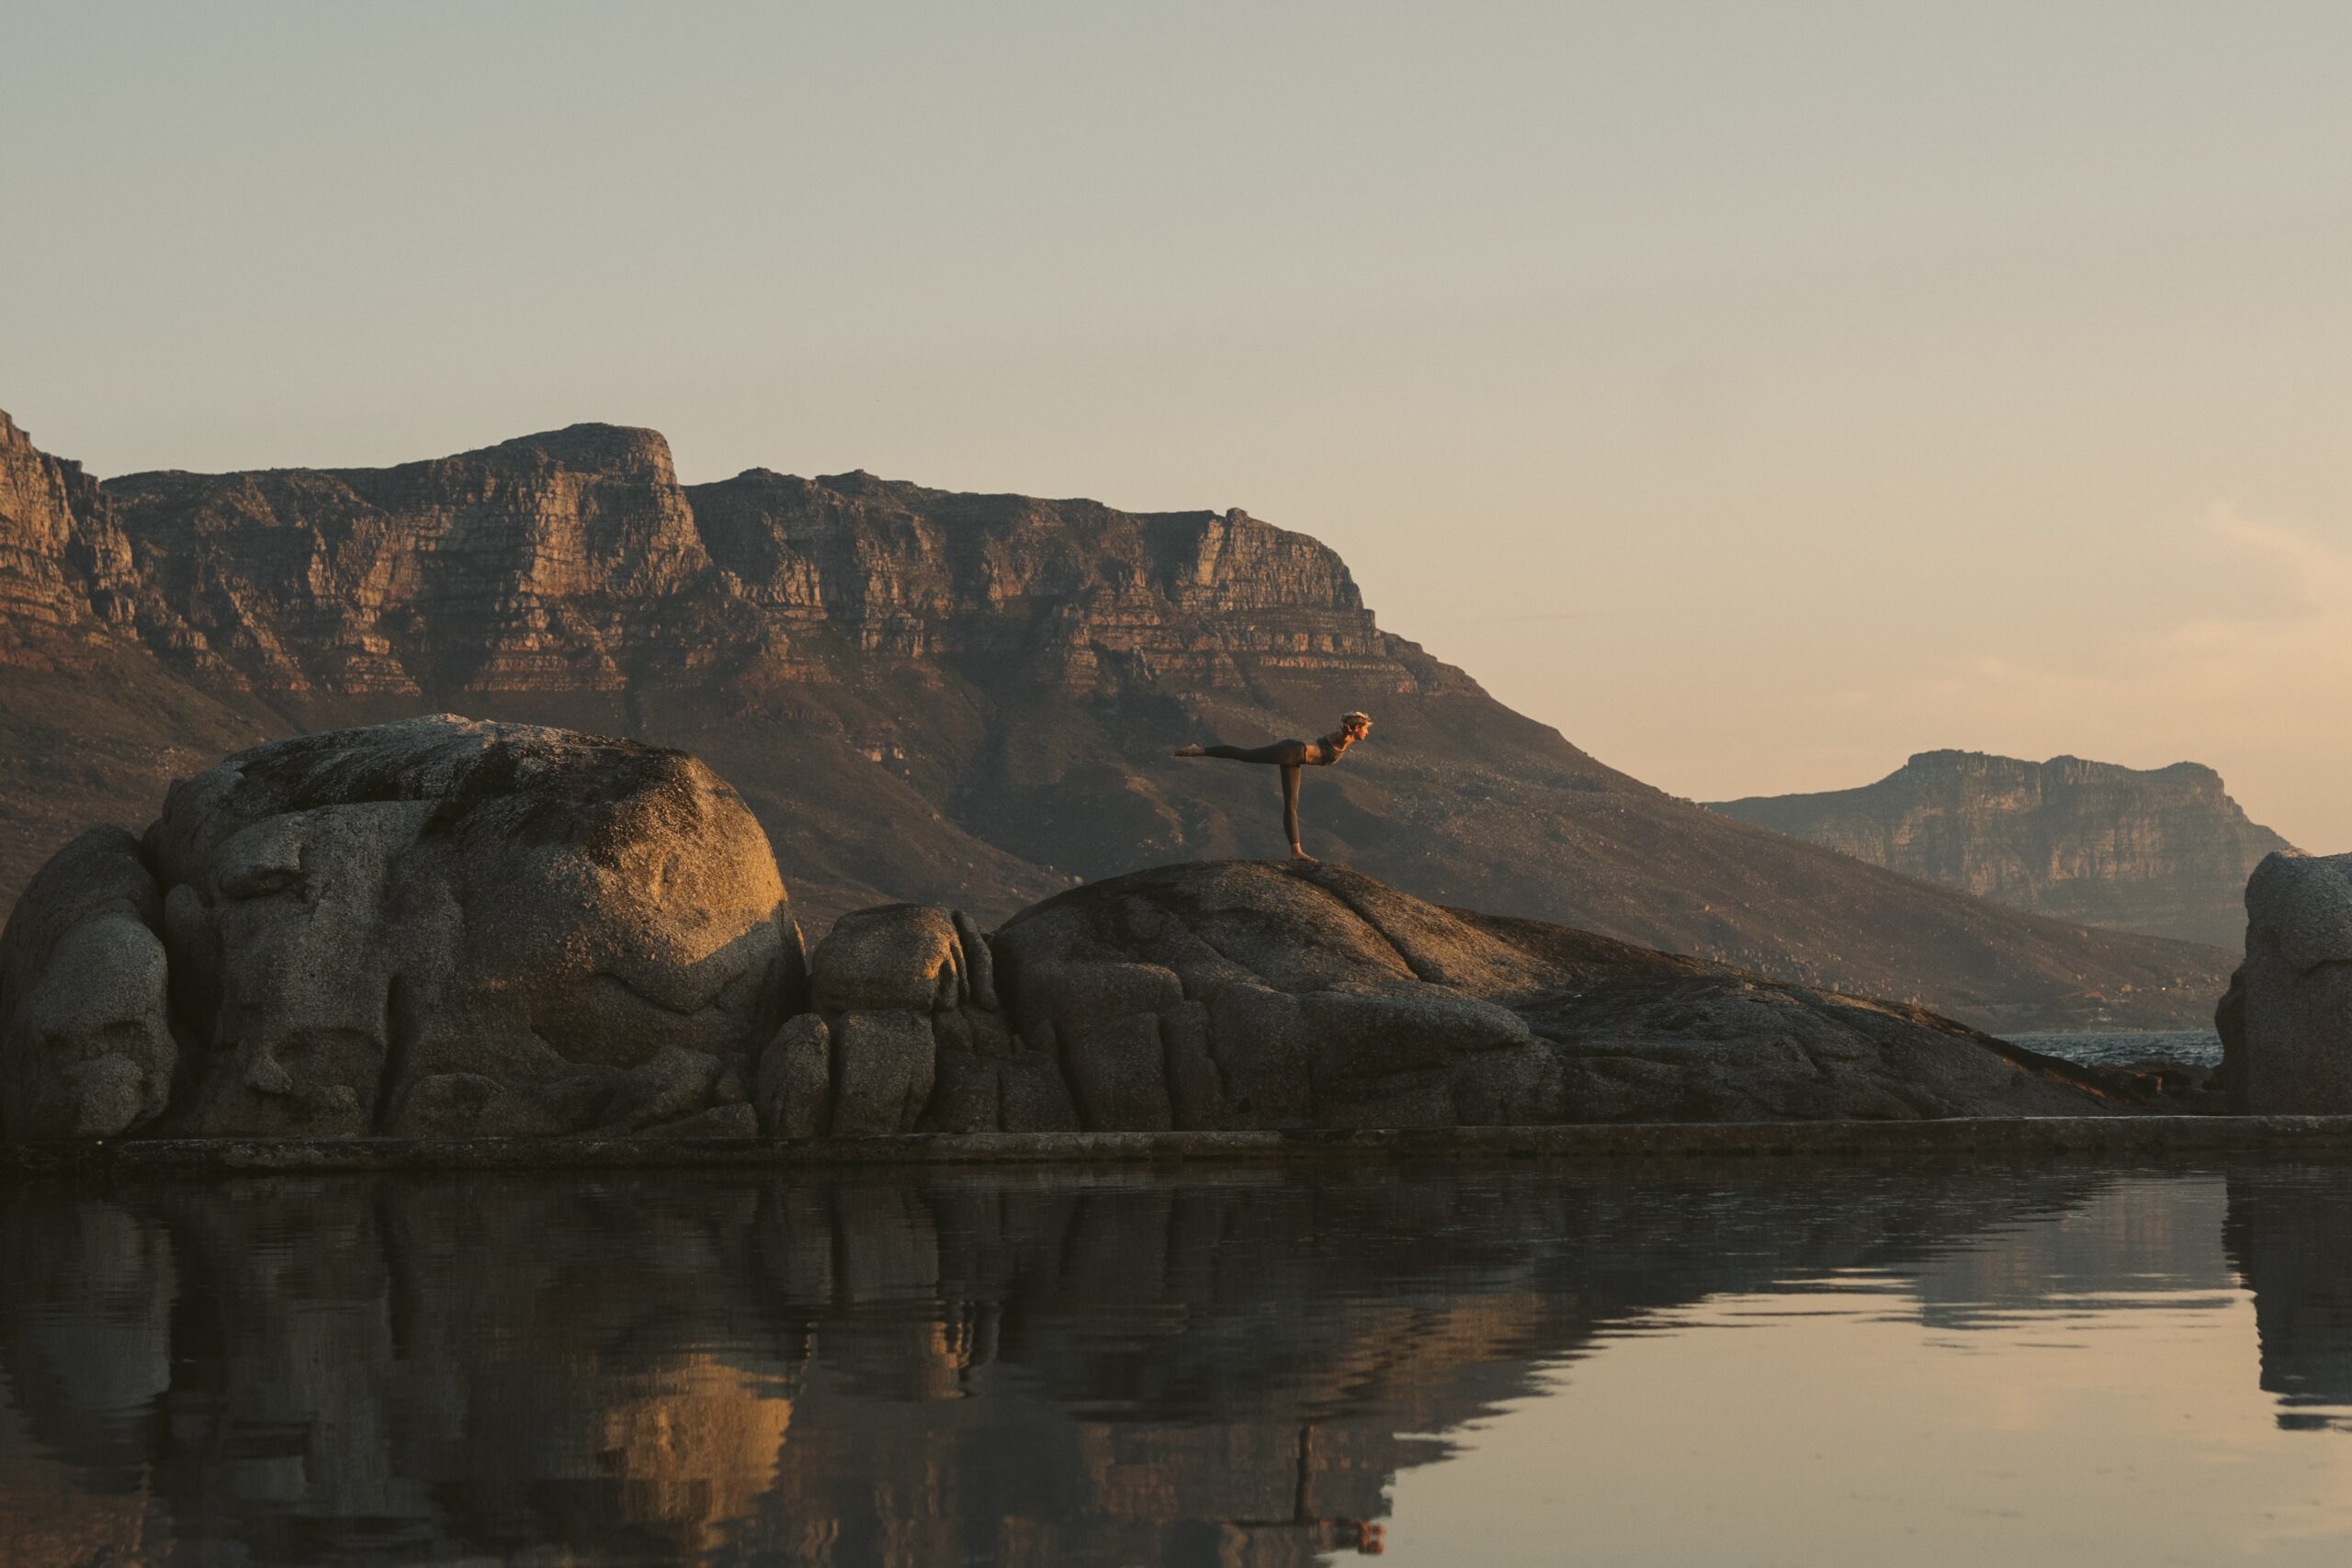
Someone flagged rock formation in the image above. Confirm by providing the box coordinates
[0,407,2233,1030]
[773,901,1075,1136]
[0,718,2163,1142]
[0,827,175,1141]
[1712,750,2294,950]
[32,716,806,1141]
[2231,851,2352,1114]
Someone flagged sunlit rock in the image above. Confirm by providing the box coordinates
[142,716,805,1137]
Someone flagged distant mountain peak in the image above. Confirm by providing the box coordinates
[453,421,677,480]
[1712,750,2292,949]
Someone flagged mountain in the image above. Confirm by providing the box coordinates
[1709,750,2294,950]
[0,406,2233,1031]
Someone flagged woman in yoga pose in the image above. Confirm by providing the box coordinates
[1173,711,1373,861]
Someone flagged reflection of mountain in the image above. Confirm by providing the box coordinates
[0,1166,2124,1565]
[2225,1167,2352,1431]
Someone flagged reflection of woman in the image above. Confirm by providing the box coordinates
[1173,712,1374,861]
[1226,1421,1387,1554]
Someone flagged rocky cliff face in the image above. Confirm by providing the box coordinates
[1711,750,2294,950]
[0,410,141,665]
[0,407,2235,1030]
[89,427,1406,705]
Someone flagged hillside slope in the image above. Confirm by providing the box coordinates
[0,407,2232,1030]
[1712,750,2293,949]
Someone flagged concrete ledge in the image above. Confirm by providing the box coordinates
[8,1116,2352,1177]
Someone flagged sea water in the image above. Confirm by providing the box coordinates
[4,1159,2350,1566]
[2008,1030,2224,1069]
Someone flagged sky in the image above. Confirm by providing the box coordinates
[5,2,2349,847]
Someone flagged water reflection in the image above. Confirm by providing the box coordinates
[1,1160,2350,1564]
[2228,1167,2352,1432]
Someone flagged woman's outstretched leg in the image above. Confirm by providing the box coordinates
[1173,740,1301,764]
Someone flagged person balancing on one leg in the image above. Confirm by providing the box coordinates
[1173,711,1374,861]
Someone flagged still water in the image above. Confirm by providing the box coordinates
[5,1159,2352,1566]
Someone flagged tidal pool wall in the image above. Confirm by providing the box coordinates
[10,1115,2352,1177]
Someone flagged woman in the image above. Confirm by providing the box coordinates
[1173,711,1373,861]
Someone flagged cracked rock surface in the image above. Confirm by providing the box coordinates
[138,715,804,1138]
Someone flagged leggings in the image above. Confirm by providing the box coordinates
[1201,740,1312,846]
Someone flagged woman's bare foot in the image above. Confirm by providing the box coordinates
[1290,845,1317,862]
[1172,743,1204,757]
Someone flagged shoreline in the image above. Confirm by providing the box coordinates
[7,1115,2352,1177]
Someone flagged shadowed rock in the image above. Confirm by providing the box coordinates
[771,900,1080,1137]
[0,827,175,1140]
[2238,851,2352,1113]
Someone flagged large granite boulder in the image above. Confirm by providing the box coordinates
[993,862,1566,1130]
[994,861,2120,1126]
[141,716,802,1138]
[2236,851,2352,1113]
[0,827,176,1140]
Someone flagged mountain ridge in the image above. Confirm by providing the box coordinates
[1711,749,2293,949]
[0,405,2233,1030]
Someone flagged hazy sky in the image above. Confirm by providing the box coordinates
[6,3,2349,846]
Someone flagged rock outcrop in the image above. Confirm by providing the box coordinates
[131,716,803,1138]
[1712,750,2295,950]
[0,827,175,1141]
[995,862,2122,1125]
[0,407,2235,1031]
[0,719,2159,1143]
[2233,851,2352,1114]
[0,410,142,667]
[992,863,1562,1129]
[763,901,1074,1136]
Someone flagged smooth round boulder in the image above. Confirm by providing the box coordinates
[143,715,805,1137]
[992,861,1560,1130]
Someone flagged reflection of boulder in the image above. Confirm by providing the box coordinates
[138,716,804,1138]
[596,1359,793,1551]
[0,1164,2121,1564]
[2224,1166,2352,1429]
[2239,852,2352,1112]
[0,1173,812,1562]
